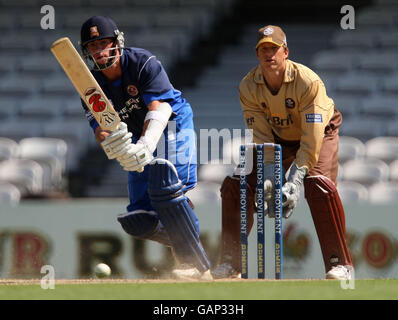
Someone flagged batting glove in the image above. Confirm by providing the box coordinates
[281,163,307,218]
[117,140,154,172]
[101,122,132,159]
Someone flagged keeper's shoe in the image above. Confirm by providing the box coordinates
[211,263,241,279]
[172,265,213,281]
[326,265,354,280]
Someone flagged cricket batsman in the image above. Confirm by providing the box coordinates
[78,16,212,280]
[213,25,353,280]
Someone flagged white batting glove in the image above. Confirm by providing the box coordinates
[101,122,132,159]
[117,140,154,172]
[281,163,307,219]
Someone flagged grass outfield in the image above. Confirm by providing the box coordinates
[0,279,397,300]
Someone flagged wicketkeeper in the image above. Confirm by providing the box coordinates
[213,25,353,280]
[79,16,212,280]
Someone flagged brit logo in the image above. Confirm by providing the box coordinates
[285,98,295,109]
[305,113,323,123]
[127,85,139,96]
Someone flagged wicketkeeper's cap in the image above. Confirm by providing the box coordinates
[80,16,120,47]
[255,25,287,49]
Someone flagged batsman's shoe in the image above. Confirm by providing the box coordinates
[326,265,354,280]
[172,265,213,281]
[211,263,241,279]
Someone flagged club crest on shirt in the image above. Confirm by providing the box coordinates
[127,85,139,96]
[285,98,295,109]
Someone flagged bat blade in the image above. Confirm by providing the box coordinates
[50,37,120,131]
[51,37,144,173]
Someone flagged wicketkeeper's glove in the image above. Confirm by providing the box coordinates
[281,163,307,218]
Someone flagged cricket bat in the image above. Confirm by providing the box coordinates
[51,37,144,172]
[50,37,120,131]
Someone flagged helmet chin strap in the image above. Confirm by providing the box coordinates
[92,40,121,71]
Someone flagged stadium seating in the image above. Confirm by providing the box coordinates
[381,73,398,95]
[0,120,43,142]
[342,158,390,187]
[386,122,398,137]
[18,138,68,191]
[389,160,398,182]
[339,119,386,142]
[0,182,21,206]
[368,182,398,204]
[42,120,93,171]
[356,7,397,28]
[338,136,366,163]
[0,137,19,161]
[311,51,357,74]
[334,73,381,96]
[0,159,44,196]
[18,98,61,120]
[356,52,398,74]
[365,137,398,164]
[379,31,398,49]
[332,96,362,119]
[1,0,398,204]
[360,96,398,119]
[330,30,378,49]
[337,181,369,203]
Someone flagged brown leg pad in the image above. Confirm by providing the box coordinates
[219,176,256,271]
[304,175,353,272]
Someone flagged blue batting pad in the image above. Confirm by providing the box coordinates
[117,210,171,246]
[148,159,210,272]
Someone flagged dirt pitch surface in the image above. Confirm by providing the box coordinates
[0,277,300,285]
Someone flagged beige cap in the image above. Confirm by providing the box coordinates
[255,25,287,49]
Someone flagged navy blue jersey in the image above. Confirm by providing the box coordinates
[82,47,187,139]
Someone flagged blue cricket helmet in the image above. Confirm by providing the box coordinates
[79,16,125,71]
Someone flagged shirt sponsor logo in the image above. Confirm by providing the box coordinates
[270,113,293,127]
[306,113,323,123]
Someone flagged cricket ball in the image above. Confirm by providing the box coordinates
[94,263,111,279]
